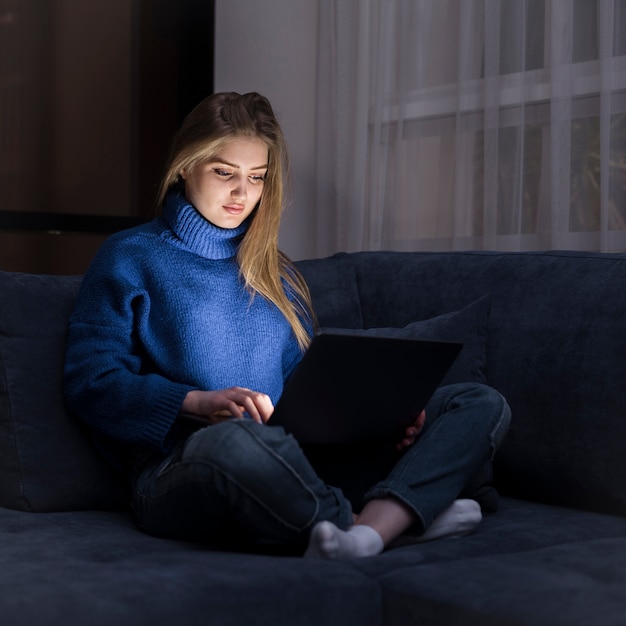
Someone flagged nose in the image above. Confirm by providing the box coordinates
[231,175,247,202]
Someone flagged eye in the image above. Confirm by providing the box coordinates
[213,168,233,178]
[249,174,266,184]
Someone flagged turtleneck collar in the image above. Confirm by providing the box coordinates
[161,188,249,260]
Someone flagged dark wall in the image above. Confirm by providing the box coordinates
[0,0,214,274]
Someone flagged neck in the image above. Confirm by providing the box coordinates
[161,189,249,260]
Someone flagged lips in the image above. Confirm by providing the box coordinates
[223,204,245,215]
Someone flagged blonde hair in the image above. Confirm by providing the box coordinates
[157,92,315,350]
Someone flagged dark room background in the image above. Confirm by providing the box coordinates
[0,0,214,274]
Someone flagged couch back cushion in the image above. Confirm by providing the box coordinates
[303,250,626,518]
[296,252,364,329]
[4,250,626,518]
[0,271,125,512]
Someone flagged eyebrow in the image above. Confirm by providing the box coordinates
[211,157,268,171]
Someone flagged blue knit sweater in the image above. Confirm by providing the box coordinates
[64,190,308,462]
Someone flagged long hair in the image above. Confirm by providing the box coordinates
[157,92,315,350]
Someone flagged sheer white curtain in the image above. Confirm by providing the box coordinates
[314,0,626,255]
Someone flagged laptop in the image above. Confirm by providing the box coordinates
[268,331,462,445]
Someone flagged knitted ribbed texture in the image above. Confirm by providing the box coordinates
[64,191,304,460]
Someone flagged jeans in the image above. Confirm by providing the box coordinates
[130,382,510,550]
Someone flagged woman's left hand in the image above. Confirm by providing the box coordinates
[396,410,426,450]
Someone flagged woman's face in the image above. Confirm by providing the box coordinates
[181,136,269,229]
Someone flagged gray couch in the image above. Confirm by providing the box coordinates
[2,249,626,626]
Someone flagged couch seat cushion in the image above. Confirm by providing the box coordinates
[0,506,382,626]
[375,537,626,626]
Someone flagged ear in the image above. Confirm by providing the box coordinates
[180,168,187,180]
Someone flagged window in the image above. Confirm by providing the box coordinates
[353,0,626,252]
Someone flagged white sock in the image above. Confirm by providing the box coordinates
[304,522,384,559]
[417,499,482,542]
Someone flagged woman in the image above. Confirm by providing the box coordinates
[64,92,510,559]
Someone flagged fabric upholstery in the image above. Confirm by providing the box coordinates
[0,506,381,626]
[296,252,363,329]
[2,498,626,626]
[375,536,626,626]
[0,271,125,512]
[2,250,626,626]
[304,251,626,518]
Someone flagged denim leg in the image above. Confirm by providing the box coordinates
[130,420,353,549]
[364,382,511,535]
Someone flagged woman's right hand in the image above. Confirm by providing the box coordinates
[180,388,274,424]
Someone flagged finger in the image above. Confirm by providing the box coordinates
[242,389,274,423]
[256,394,274,423]
[212,388,273,424]
[403,427,418,443]
[222,400,245,419]
[208,413,235,425]
[241,398,263,423]
[233,390,274,423]
[216,388,257,421]
[396,435,415,450]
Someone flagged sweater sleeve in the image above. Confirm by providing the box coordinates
[63,241,195,453]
